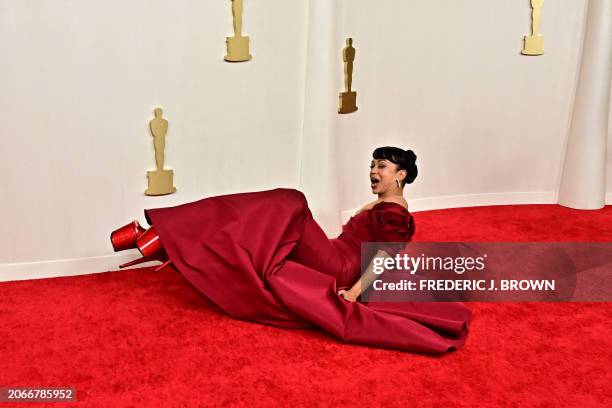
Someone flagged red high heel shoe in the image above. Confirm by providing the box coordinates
[110,221,145,252]
[118,225,173,272]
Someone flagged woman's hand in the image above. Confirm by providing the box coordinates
[338,288,359,302]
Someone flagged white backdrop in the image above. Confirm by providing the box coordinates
[0,0,309,270]
[558,0,612,209]
[335,0,611,216]
[0,0,610,280]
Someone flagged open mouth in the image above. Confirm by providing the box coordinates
[370,177,380,188]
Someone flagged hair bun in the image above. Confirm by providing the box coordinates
[404,149,417,163]
[404,149,418,184]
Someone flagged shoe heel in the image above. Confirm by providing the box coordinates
[119,254,158,269]
[154,259,173,272]
[119,250,172,271]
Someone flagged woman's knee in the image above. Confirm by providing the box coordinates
[277,188,308,212]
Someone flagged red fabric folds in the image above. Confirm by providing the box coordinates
[370,201,415,242]
[145,188,471,354]
[368,201,416,258]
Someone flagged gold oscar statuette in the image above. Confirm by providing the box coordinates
[224,0,251,62]
[338,38,358,114]
[145,107,176,196]
[522,0,544,55]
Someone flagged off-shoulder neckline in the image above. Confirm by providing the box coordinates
[372,200,410,213]
[354,200,411,217]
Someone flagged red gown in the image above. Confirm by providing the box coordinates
[144,188,471,354]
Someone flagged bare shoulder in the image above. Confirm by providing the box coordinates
[355,197,408,215]
[383,196,409,210]
[355,199,380,215]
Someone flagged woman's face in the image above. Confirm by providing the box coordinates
[370,159,403,194]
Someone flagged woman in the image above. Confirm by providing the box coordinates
[110,147,471,354]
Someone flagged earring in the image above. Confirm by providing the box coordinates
[396,179,401,189]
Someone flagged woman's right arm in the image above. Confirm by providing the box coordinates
[338,248,389,302]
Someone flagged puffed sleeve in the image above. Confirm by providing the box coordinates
[369,202,415,256]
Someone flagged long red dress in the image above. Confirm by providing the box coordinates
[144,188,471,354]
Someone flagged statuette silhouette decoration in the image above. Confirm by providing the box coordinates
[338,38,358,114]
[522,0,544,55]
[145,107,176,196]
[224,0,251,62]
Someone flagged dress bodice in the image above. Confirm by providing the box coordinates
[335,201,416,250]
[328,201,415,287]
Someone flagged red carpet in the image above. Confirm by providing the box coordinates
[1,204,611,407]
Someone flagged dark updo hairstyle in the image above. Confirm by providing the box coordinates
[372,146,418,186]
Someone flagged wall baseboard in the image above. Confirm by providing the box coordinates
[341,191,559,222]
[0,253,161,283]
[2,191,610,283]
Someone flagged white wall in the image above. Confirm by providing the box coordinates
[0,0,609,279]
[608,90,612,198]
[0,0,309,264]
[335,0,607,212]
